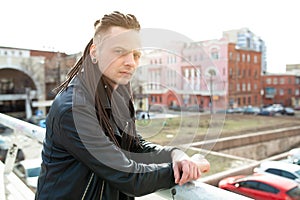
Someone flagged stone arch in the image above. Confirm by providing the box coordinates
[0,64,45,101]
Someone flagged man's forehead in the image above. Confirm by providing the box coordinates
[101,29,141,49]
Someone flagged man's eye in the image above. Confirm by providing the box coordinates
[133,51,141,59]
[134,53,141,59]
[114,49,125,54]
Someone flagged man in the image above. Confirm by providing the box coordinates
[35,11,209,200]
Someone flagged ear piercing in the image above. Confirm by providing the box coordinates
[92,57,98,64]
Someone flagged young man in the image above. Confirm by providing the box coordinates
[35,11,209,200]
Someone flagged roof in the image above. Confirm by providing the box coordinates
[259,160,300,172]
[243,173,298,190]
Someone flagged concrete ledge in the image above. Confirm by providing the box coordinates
[191,126,300,151]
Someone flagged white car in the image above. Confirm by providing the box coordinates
[254,160,300,183]
[13,158,42,189]
[287,148,300,165]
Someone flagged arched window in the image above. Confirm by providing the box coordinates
[210,48,219,60]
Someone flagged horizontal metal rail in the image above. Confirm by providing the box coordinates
[0,113,252,199]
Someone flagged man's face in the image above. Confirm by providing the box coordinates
[95,26,141,88]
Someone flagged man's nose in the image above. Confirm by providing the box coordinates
[124,52,137,67]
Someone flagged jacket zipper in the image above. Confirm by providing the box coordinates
[81,173,105,200]
[99,180,105,200]
[81,173,94,200]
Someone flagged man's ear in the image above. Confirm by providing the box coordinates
[90,43,97,58]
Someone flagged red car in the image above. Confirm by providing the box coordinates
[218,173,300,200]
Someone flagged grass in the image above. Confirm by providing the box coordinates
[137,113,300,146]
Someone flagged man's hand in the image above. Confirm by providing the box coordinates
[171,149,210,186]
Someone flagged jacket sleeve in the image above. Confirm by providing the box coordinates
[131,134,179,164]
[55,104,176,197]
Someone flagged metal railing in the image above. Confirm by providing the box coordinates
[0,113,252,200]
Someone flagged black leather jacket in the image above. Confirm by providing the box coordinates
[35,76,176,200]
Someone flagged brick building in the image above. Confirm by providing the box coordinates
[262,73,300,107]
[227,43,262,107]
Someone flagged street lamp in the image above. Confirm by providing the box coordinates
[208,69,216,114]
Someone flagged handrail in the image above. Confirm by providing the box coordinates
[0,113,254,199]
[0,113,45,143]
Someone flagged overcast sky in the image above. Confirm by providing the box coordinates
[1,0,299,73]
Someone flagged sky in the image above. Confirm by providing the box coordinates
[0,0,299,73]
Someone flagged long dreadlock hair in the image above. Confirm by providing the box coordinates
[54,11,141,151]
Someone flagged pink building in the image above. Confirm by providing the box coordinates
[136,38,229,111]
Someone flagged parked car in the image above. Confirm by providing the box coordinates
[287,148,300,165]
[257,108,275,116]
[0,136,25,163]
[169,105,182,111]
[218,173,300,200]
[232,107,245,113]
[243,106,260,115]
[264,104,285,115]
[13,158,42,190]
[253,160,300,183]
[186,105,204,112]
[149,104,165,113]
[283,107,295,116]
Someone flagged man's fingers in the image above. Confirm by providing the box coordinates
[178,161,190,185]
[173,163,181,183]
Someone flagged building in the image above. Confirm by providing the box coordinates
[223,28,267,74]
[227,43,262,107]
[137,36,262,110]
[0,46,78,118]
[262,72,300,107]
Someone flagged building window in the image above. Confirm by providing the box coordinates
[266,78,271,84]
[211,48,219,60]
[254,70,257,78]
[254,55,258,63]
[280,78,285,84]
[247,54,251,63]
[248,96,251,104]
[229,52,233,60]
[237,83,240,91]
[242,54,245,62]
[279,89,284,95]
[295,89,299,96]
[273,78,278,85]
[288,89,292,95]
[242,83,246,91]
[151,96,155,103]
[247,83,251,91]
